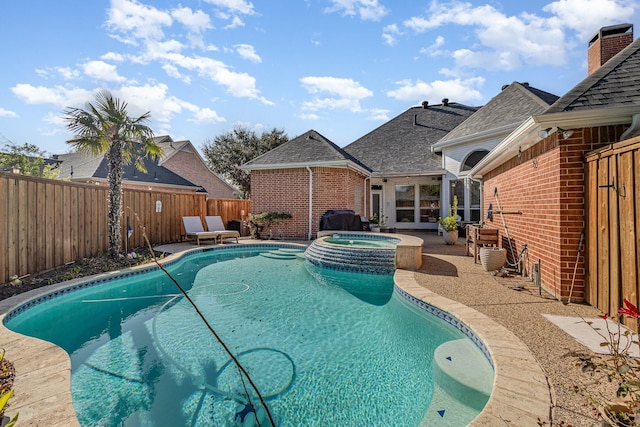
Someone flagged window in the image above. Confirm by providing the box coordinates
[395,185,415,222]
[462,150,489,171]
[419,184,440,223]
[470,180,481,222]
[450,179,464,219]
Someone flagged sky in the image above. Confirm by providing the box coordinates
[1,0,639,156]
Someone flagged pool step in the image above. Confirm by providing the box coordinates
[259,249,305,260]
[432,339,493,412]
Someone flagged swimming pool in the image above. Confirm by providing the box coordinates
[4,244,494,426]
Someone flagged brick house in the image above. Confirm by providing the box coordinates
[241,130,371,239]
[430,82,559,224]
[470,24,640,301]
[55,135,237,198]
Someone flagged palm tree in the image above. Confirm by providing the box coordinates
[63,90,162,256]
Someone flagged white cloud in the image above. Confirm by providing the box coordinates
[386,77,485,103]
[204,0,255,15]
[543,0,635,40]
[11,84,94,108]
[106,0,173,42]
[419,35,446,57]
[402,1,569,68]
[224,15,246,29]
[82,61,128,82]
[300,76,373,113]
[367,108,389,121]
[165,53,271,103]
[325,0,389,21]
[299,113,320,120]
[382,24,401,46]
[235,44,262,63]
[0,108,18,118]
[162,64,191,84]
[56,67,81,80]
[101,52,126,62]
[171,6,212,33]
[190,107,226,123]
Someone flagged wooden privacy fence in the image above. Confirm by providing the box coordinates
[585,136,640,329]
[0,172,207,284]
[206,198,251,225]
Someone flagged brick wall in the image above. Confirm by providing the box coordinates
[483,125,625,300]
[163,150,236,199]
[251,167,366,239]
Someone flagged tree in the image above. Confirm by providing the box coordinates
[63,90,162,256]
[0,142,59,178]
[202,126,288,198]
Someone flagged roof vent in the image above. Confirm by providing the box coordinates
[522,82,529,87]
[422,101,429,109]
[501,84,509,90]
[442,98,449,106]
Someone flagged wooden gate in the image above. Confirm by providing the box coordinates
[585,136,640,329]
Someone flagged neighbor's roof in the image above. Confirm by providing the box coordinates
[56,152,202,189]
[343,102,479,175]
[545,36,640,114]
[241,129,371,174]
[432,82,559,151]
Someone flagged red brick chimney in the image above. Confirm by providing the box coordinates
[588,23,633,75]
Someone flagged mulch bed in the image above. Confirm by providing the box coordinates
[0,247,161,302]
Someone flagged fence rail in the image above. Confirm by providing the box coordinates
[585,136,640,330]
[0,172,217,284]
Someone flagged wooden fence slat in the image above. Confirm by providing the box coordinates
[618,151,637,331]
[0,178,7,281]
[597,159,610,314]
[608,156,621,317]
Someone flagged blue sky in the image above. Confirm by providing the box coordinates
[1,0,639,155]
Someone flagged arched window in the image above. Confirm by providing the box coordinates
[461,150,489,172]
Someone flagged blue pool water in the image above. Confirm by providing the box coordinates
[323,234,400,249]
[4,245,493,426]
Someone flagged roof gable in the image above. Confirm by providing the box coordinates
[343,102,479,174]
[435,82,559,147]
[243,129,370,171]
[545,37,640,113]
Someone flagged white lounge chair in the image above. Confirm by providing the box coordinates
[182,216,220,245]
[205,216,240,243]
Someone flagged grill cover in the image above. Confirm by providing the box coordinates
[319,209,363,231]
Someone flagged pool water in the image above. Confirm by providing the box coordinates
[5,246,492,426]
[323,234,400,249]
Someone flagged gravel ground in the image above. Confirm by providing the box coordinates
[411,232,618,426]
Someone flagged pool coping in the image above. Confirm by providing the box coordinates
[0,241,550,426]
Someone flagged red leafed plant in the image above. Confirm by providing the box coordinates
[576,298,640,426]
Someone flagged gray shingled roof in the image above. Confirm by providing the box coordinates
[56,152,200,188]
[545,37,640,113]
[436,82,559,145]
[343,102,479,174]
[243,129,370,171]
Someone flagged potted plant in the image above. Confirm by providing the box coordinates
[438,196,459,245]
[369,214,381,232]
[369,214,387,232]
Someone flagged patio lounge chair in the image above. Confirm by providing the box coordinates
[205,216,240,243]
[182,216,220,245]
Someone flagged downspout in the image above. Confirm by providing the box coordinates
[620,113,640,141]
[306,166,313,241]
[363,177,370,217]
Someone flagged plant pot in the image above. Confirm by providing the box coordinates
[480,247,506,271]
[370,226,380,233]
[443,230,458,245]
